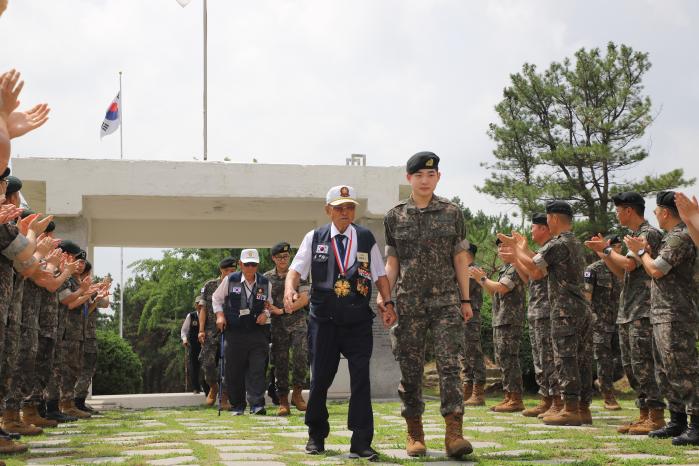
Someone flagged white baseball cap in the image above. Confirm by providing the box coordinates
[240,249,260,264]
[326,185,359,206]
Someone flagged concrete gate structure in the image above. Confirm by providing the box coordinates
[13,157,409,403]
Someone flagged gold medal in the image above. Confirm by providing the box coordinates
[334,278,351,297]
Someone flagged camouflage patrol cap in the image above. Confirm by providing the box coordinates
[545,200,573,216]
[531,212,547,225]
[271,242,291,256]
[656,191,677,210]
[406,151,439,174]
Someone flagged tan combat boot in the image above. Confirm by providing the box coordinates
[522,396,552,417]
[220,391,232,411]
[494,391,525,413]
[1,409,43,435]
[543,398,582,426]
[628,408,665,435]
[0,436,28,454]
[60,400,90,419]
[538,395,563,419]
[618,407,648,434]
[603,390,621,411]
[278,394,290,416]
[463,383,473,402]
[579,400,593,425]
[405,416,426,457]
[292,386,307,411]
[206,383,218,407]
[464,384,486,406]
[444,413,473,458]
[21,404,58,428]
[490,391,510,412]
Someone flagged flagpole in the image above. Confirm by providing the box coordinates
[119,71,124,339]
[203,0,208,161]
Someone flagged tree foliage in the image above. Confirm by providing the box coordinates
[93,330,143,394]
[479,42,694,234]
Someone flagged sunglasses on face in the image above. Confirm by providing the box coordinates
[242,262,258,267]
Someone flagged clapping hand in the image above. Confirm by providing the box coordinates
[624,235,647,255]
[0,70,23,119]
[584,233,608,253]
[0,204,22,224]
[6,103,50,139]
[675,192,699,225]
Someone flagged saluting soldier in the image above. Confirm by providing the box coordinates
[461,244,486,407]
[383,152,473,459]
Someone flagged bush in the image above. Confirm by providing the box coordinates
[93,330,143,394]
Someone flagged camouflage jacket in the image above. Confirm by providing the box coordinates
[650,223,698,324]
[492,263,526,327]
[384,195,468,309]
[618,221,663,324]
[467,265,483,323]
[263,267,310,329]
[584,260,621,332]
[200,277,221,332]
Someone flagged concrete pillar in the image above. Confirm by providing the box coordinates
[53,216,89,251]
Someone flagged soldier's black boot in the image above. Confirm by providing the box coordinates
[267,379,279,406]
[38,400,47,418]
[650,411,687,439]
[74,398,99,414]
[45,400,77,423]
[673,415,699,446]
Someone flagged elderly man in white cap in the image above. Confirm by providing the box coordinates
[212,249,272,415]
[285,185,396,460]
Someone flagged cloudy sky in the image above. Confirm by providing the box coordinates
[2,0,698,282]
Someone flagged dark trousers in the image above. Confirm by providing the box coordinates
[224,328,268,411]
[188,340,204,392]
[306,316,373,449]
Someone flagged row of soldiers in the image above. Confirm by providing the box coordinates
[461,190,699,446]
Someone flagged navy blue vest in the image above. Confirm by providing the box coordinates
[310,223,376,325]
[223,271,269,332]
[187,310,199,343]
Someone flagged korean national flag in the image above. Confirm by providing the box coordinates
[100,92,121,138]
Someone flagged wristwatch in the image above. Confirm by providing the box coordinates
[461,299,471,304]
[383,300,395,307]
[637,248,647,257]
[603,246,612,256]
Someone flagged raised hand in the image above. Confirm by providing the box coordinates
[468,265,486,281]
[7,103,50,139]
[675,192,699,225]
[35,236,55,256]
[584,233,607,253]
[29,214,54,235]
[18,212,36,235]
[45,248,62,267]
[624,235,647,254]
[0,70,24,118]
[0,204,23,223]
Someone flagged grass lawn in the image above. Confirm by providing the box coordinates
[3,394,697,465]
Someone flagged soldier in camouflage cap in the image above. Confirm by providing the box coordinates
[460,244,486,406]
[625,191,699,445]
[383,151,474,458]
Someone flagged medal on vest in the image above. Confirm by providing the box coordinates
[332,233,353,298]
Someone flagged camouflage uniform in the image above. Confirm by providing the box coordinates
[75,303,99,399]
[5,278,42,410]
[584,260,622,393]
[264,267,310,396]
[29,286,59,403]
[528,270,559,397]
[385,195,468,417]
[1,272,24,404]
[491,263,526,393]
[650,223,699,414]
[199,278,222,388]
[59,283,85,402]
[617,221,664,409]
[45,277,78,402]
[0,257,15,404]
[533,231,593,403]
[460,274,485,385]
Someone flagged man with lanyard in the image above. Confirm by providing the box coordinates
[285,185,394,461]
[212,249,272,415]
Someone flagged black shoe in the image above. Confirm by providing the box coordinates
[0,427,21,440]
[38,400,47,418]
[305,437,325,454]
[650,411,687,438]
[45,400,77,423]
[349,446,379,461]
[268,382,280,406]
[673,415,699,446]
[75,397,97,413]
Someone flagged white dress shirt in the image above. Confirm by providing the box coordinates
[180,313,192,343]
[290,223,386,281]
[212,274,273,315]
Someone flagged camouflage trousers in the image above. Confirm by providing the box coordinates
[271,320,308,395]
[30,336,56,403]
[593,328,618,393]
[652,322,699,415]
[392,304,464,418]
[199,328,221,388]
[5,324,39,410]
[460,313,486,385]
[493,323,523,393]
[529,316,558,397]
[75,339,97,399]
[618,318,664,409]
[59,340,83,402]
[551,312,594,403]
[0,299,22,405]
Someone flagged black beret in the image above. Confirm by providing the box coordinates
[612,192,645,208]
[19,209,36,218]
[271,242,291,256]
[656,191,677,210]
[531,212,548,226]
[83,260,92,274]
[607,235,622,245]
[406,151,439,174]
[495,237,502,246]
[5,175,22,195]
[219,257,236,269]
[45,221,56,233]
[0,167,9,180]
[468,243,478,256]
[545,200,573,216]
[58,240,82,256]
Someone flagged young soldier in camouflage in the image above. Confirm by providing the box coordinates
[583,236,623,411]
[585,192,665,434]
[500,200,593,426]
[383,152,473,458]
[625,191,699,445]
[264,241,310,416]
[470,239,527,413]
[460,244,486,407]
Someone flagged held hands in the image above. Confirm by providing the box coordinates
[197,331,206,345]
[376,296,397,328]
[283,289,300,312]
[256,312,268,325]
